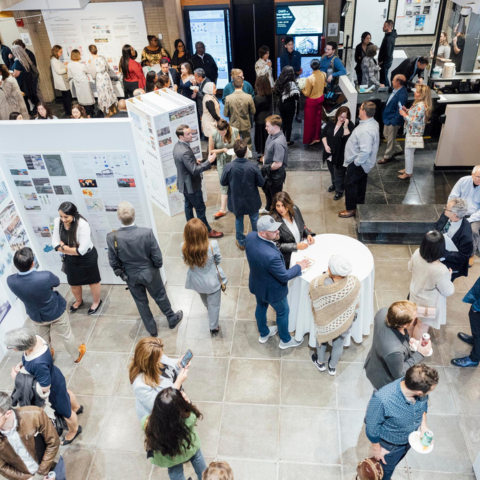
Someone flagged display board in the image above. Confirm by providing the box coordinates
[276,5,324,35]
[394,0,440,35]
[0,119,158,285]
[126,90,203,217]
[42,1,148,75]
[188,9,231,89]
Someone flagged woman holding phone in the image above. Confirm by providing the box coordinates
[130,337,190,420]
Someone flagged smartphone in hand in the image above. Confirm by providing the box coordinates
[181,349,194,368]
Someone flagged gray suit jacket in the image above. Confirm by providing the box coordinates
[364,307,424,390]
[173,141,211,194]
[106,226,162,284]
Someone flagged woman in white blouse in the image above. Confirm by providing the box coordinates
[255,45,274,87]
[50,45,73,117]
[52,202,102,315]
[67,49,95,117]
[430,31,451,67]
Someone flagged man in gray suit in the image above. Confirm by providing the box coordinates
[173,124,223,238]
[106,202,183,336]
[364,301,431,390]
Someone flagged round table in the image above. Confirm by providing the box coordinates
[288,234,375,347]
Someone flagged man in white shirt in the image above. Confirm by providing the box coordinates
[340,101,380,218]
[448,166,480,266]
[0,392,63,479]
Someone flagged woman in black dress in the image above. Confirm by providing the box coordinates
[354,32,372,85]
[254,74,272,159]
[321,106,355,201]
[274,66,300,146]
[171,39,192,73]
[52,202,102,315]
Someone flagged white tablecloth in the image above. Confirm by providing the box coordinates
[288,234,375,347]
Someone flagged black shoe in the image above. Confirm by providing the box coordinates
[61,425,82,446]
[150,330,158,337]
[295,115,302,123]
[169,310,183,329]
[210,326,220,337]
[87,299,102,315]
[328,185,335,192]
[75,405,84,415]
[333,192,344,201]
[311,353,326,372]
[327,357,336,376]
[287,141,295,147]
[70,300,84,313]
[458,332,474,345]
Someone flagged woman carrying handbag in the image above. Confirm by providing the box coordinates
[182,218,227,337]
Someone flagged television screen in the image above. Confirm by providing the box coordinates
[276,5,324,35]
[277,56,320,78]
[294,36,319,55]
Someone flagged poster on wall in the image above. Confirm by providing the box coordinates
[395,0,440,35]
[42,1,148,76]
[1,151,148,283]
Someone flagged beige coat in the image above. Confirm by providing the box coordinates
[223,90,256,131]
[50,57,69,91]
[202,93,220,138]
[408,248,455,329]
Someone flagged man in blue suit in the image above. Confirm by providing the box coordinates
[378,74,408,164]
[245,216,310,349]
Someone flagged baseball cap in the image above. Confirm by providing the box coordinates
[257,215,282,232]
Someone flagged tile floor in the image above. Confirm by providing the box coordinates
[1,171,479,480]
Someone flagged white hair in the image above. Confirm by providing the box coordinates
[0,392,12,415]
[472,165,480,175]
[449,197,468,219]
[5,327,36,351]
[117,201,135,225]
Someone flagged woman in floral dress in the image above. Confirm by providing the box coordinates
[88,45,118,115]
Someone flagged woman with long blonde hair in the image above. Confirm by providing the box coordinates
[398,84,432,180]
[430,31,451,64]
[129,337,189,420]
[182,219,227,336]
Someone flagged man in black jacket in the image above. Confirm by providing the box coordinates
[191,42,218,85]
[391,56,429,88]
[173,124,223,238]
[435,197,473,281]
[220,139,265,250]
[378,20,397,87]
[159,58,179,86]
[0,40,14,69]
[193,68,211,139]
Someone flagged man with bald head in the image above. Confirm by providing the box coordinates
[111,99,128,118]
[378,74,408,164]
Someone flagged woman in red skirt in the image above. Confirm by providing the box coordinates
[301,59,326,145]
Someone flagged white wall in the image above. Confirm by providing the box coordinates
[0,17,22,50]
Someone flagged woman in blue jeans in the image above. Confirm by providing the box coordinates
[142,387,206,480]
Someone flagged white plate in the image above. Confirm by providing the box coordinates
[408,431,434,454]
[226,148,235,156]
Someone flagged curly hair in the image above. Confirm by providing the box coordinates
[274,66,296,96]
[255,74,272,96]
[145,388,202,457]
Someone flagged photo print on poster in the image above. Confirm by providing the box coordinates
[32,178,54,195]
[44,154,67,176]
[78,178,98,188]
[24,155,46,171]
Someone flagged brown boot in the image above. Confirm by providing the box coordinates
[339,210,356,218]
[208,230,224,238]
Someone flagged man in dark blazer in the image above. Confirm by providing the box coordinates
[192,68,211,139]
[191,42,218,85]
[364,302,430,391]
[7,247,86,363]
[159,58,179,86]
[379,74,408,164]
[111,99,129,118]
[390,56,429,88]
[245,216,310,349]
[107,202,183,336]
[435,197,473,281]
[220,139,265,251]
[173,124,223,238]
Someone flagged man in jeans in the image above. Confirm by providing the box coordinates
[260,115,288,213]
[365,364,439,480]
[220,138,265,251]
[245,215,310,349]
[7,247,86,363]
[173,124,223,238]
[339,101,379,218]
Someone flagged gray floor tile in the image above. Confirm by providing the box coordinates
[194,402,223,457]
[426,367,457,415]
[445,365,480,416]
[61,446,95,480]
[185,356,229,402]
[49,314,96,353]
[279,463,342,479]
[218,404,279,459]
[367,244,412,259]
[374,259,411,290]
[231,320,281,359]
[459,415,480,464]
[280,406,340,464]
[87,316,140,353]
[100,285,142,317]
[190,287,239,320]
[446,291,472,327]
[88,450,152,480]
[435,326,472,369]
[218,258,244,287]
[183,317,234,357]
[65,285,111,316]
[225,358,281,404]
[343,464,409,479]
[218,458,277,480]
[409,471,476,480]
[336,362,375,411]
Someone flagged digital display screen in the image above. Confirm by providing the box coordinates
[277,56,319,78]
[276,5,324,35]
[294,36,319,55]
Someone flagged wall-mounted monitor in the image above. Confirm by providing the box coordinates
[277,56,320,78]
[294,36,319,55]
[276,5,324,35]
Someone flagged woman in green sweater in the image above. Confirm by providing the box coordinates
[142,387,206,480]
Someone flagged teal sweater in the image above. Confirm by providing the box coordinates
[222,80,255,102]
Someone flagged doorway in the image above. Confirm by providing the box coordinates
[352,0,391,50]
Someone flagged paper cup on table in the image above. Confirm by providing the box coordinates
[443,63,456,78]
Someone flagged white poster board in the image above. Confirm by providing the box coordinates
[394,0,440,35]
[126,91,203,217]
[42,1,148,76]
[0,119,158,285]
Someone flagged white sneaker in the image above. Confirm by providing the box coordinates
[279,337,304,350]
[259,326,278,344]
[259,208,269,214]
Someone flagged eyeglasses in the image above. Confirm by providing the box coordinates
[443,207,452,213]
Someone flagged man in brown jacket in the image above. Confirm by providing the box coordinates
[0,392,61,480]
[223,75,256,147]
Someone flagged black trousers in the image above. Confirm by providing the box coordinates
[184,189,211,232]
[263,182,284,211]
[127,268,176,335]
[123,80,139,99]
[61,90,72,116]
[278,100,297,142]
[327,161,347,194]
[83,104,95,117]
[469,307,480,362]
[345,162,368,211]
